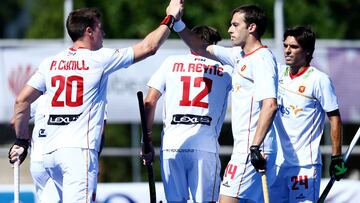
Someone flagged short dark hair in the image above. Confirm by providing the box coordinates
[284,26,316,65]
[66,8,102,42]
[191,25,222,45]
[232,4,267,37]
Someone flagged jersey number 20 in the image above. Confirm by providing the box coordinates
[51,75,83,107]
[179,76,212,108]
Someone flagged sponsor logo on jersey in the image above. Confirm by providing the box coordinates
[298,85,306,93]
[234,84,241,92]
[290,105,303,115]
[278,104,303,116]
[171,114,212,125]
[278,104,290,116]
[163,149,195,152]
[38,128,46,137]
[48,113,82,125]
[194,57,206,62]
[67,51,76,56]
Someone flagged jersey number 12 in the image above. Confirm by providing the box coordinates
[179,76,212,108]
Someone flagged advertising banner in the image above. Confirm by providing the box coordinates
[1,41,359,123]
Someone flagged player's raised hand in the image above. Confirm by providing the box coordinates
[166,0,184,21]
[329,155,348,181]
[250,145,266,172]
[8,139,29,165]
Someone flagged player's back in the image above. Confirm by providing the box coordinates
[149,53,232,153]
[28,47,134,153]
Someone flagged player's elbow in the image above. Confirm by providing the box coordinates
[15,95,28,107]
[144,98,157,109]
[263,98,278,115]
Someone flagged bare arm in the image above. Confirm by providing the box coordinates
[132,26,171,63]
[177,27,218,60]
[12,85,42,140]
[141,87,161,165]
[252,98,278,146]
[327,110,342,156]
[166,0,217,60]
[144,87,162,134]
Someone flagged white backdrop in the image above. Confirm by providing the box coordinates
[1,39,360,123]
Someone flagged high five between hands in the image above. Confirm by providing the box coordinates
[167,0,184,21]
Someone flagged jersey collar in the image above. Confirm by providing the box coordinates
[289,66,309,79]
[243,45,268,57]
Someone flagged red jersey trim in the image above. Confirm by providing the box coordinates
[289,66,309,79]
[69,47,86,51]
[243,45,268,57]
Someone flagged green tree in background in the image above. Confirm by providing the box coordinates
[2,0,358,39]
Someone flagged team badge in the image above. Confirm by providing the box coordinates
[240,65,247,71]
[298,85,306,93]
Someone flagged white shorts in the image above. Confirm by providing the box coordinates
[43,148,98,203]
[219,152,276,202]
[270,164,321,203]
[160,149,221,202]
[30,160,60,203]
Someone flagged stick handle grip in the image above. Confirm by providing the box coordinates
[14,158,20,203]
[261,172,270,203]
[318,126,360,203]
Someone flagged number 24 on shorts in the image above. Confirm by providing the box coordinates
[291,175,308,190]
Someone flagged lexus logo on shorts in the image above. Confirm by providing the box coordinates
[48,113,82,125]
[171,114,212,126]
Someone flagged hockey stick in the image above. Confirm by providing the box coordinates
[318,126,360,203]
[137,91,157,203]
[14,157,20,203]
[260,171,270,203]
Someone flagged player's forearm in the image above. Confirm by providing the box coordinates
[144,89,160,136]
[144,102,156,134]
[133,26,171,63]
[329,114,343,155]
[177,26,217,61]
[13,101,31,140]
[252,98,277,146]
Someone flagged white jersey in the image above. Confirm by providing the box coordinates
[30,95,49,161]
[275,65,339,166]
[27,47,134,153]
[213,45,278,154]
[147,53,232,153]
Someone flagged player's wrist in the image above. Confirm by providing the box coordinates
[14,138,30,150]
[173,19,186,32]
[160,15,175,30]
[250,145,260,152]
[331,154,343,161]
